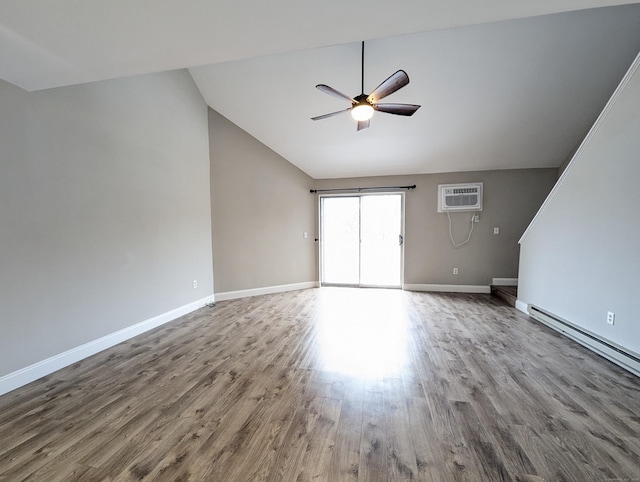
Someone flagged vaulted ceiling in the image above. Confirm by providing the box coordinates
[2,1,640,178]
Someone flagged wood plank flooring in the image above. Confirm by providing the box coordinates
[490,286,518,307]
[1,287,640,481]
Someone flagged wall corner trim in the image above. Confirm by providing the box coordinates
[515,299,529,314]
[403,284,491,294]
[214,281,319,301]
[0,294,215,397]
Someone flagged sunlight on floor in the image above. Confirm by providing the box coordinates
[315,287,410,379]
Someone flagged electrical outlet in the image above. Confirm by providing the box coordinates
[493,227,500,235]
[303,232,308,239]
[607,311,615,325]
[473,214,480,223]
[453,268,459,275]
[193,280,198,289]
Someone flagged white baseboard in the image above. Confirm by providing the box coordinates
[403,283,491,294]
[528,305,640,378]
[515,299,528,314]
[492,278,518,286]
[215,281,319,301]
[0,295,215,397]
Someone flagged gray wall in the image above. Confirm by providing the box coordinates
[0,71,213,377]
[519,53,640,354]
[315,168,557,286]
[207,104,556,293]
[208,109,316,293]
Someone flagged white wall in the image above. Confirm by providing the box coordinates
[518,52,640,354]
[0,70,213,379]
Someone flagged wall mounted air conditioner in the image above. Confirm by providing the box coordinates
[437,182,483,212]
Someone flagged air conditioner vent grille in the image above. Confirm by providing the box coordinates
[437,182,483,212]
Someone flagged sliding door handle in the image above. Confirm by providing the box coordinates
[399,234,404,246]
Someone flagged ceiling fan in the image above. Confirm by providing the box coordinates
[311,41,421,131]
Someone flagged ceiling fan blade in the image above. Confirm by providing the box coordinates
[311,108,351,121]
[367,70,410,103]
[316,84,356,104]
[373,103,421,116]
[357,119,370,131]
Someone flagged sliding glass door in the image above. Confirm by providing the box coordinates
[321,194,403,288]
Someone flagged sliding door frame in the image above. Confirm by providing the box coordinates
[318,192,405,289]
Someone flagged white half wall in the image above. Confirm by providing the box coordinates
[518,52,640,356]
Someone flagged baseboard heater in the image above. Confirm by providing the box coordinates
[528,305,640,377]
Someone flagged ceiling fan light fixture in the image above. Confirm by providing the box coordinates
[312,41,419,130]
[351,103,374,121]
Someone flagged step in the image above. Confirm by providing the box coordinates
[491,285,517,307]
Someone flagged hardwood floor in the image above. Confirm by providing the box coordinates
[1,288,640,481]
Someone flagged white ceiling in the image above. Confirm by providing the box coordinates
[2,1,640,178]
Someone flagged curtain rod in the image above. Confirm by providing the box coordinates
[310,184,416,194]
